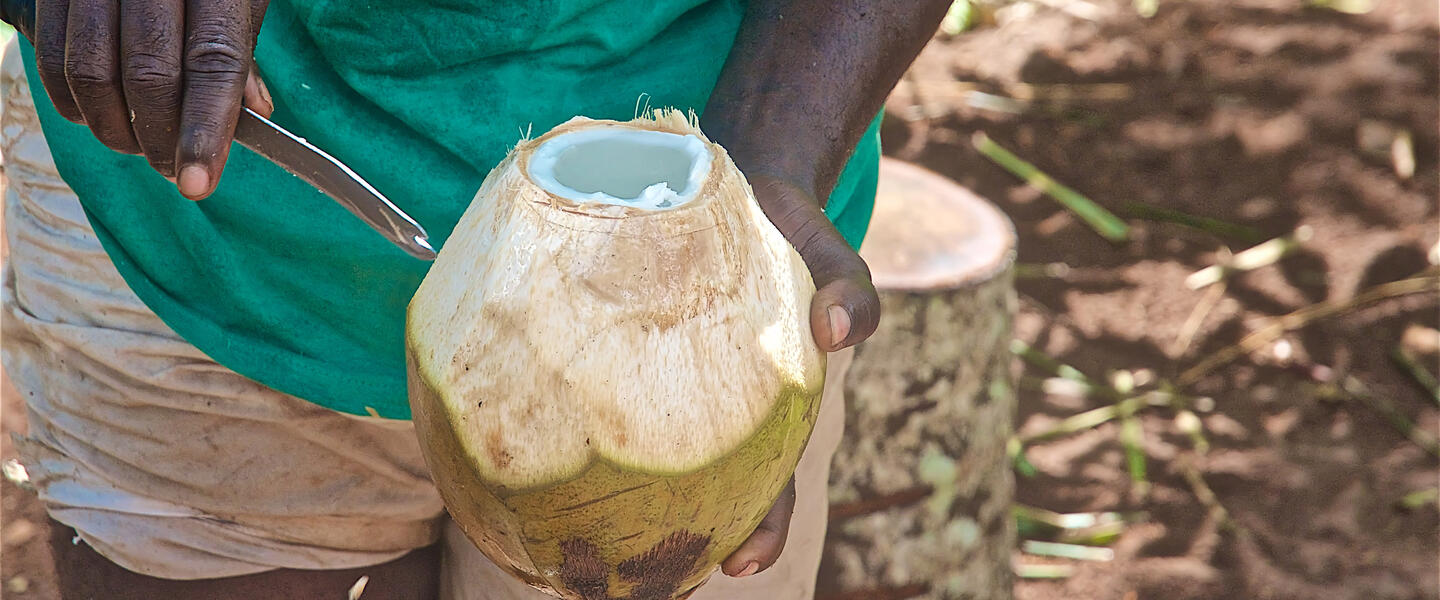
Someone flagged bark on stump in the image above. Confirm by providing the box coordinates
[818,158,1017,600]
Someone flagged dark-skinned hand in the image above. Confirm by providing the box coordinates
[719,174,881,578]
[33,0,273,199]
[703,0,950,576]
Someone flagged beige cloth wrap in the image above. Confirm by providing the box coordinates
[0,40,846,599]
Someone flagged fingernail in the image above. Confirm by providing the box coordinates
[826,305,850,347]
[177,165,210,199]
[256,76,274,114]
[737,561,759,577]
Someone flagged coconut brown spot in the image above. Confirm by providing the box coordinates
[559,530,712,600]
[597,407,630,448]
[616,530,710,600]
[560,538,612,600]
[486,426,513,469]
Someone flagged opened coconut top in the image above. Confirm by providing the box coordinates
[527,126,712,211]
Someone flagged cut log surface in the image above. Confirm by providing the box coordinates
[818,158,1018,600]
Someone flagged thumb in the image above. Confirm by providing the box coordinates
[721,478,796,577]
[750,175,880,351]
[243,64,274,117]
[244,0,273,117]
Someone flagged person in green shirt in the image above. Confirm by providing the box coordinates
[2,0,949,598]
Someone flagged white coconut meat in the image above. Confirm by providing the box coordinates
[408,112,824,490]
[527,126,711,210]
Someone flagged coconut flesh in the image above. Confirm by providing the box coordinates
[406,110,826,600]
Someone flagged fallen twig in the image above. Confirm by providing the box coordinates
[1173,400,1240,536]
[1112,367,1151,497]
[1013,341,1209,444]
[348,575,370,600]
[973,132,1131,243]
[1330,376,1440,458]
[1177,273,1440,387]
[1185,227,1313,290]
[1014,505,1141,547]
[1014,504,1126,531]
[1307,0,1375,14]
[1011,339,1100,392]
[1022,540,1114,561]
[1391,346,1440,406]
[1018,375,1092,399]
[1179,457,1243,533]
[1014,262,1073,280]
[966,91,1026,114]
[1172,280,1228,356]
[1015,563,1075,579]
[1013,503,1146,543]
[1017,392,1183,445]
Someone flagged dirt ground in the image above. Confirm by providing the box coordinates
[882,0,1437,598]
[2,0,1438,598]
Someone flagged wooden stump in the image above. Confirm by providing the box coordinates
[818,158,1017,600]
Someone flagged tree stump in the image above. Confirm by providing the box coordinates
[818,158,1017,600]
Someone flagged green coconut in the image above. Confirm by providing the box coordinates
[406,109,826,600]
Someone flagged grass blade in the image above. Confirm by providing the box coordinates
[973,132,1130,243]
[1022,540,1115,561]
[1124,202,1263,242]
[1398,488,1438,510]
[1391,346,1440,406]
[1120,414,1149,497]
[1016,564,1076,579]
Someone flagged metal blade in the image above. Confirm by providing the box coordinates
[233,108,436,260]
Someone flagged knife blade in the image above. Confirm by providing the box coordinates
[0,0,436,260]
[234,109,436,260]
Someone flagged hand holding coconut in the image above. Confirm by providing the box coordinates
[701,0,955,578]
[708,175,875,579]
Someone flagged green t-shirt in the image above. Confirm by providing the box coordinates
[18,0,880,419]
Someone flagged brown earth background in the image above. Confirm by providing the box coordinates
[3,0,1438,598]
